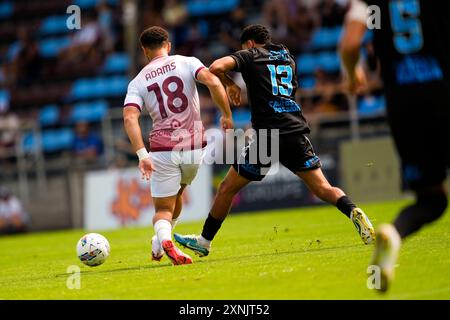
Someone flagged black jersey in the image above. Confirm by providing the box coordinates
[363,0,450,91]
[230,43,310,134]
[361,0,450,187]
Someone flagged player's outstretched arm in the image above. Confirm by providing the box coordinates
[196,68,234,131]
[123,106,154,180]
[209,56,241,106]
[339,1,368,93]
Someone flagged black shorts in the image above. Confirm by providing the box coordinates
[232,131,321,181]
[386,82,450,189]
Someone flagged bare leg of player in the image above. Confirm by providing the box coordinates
[209,167,251,220]
[296,168,345,204]
[296,168,375,244]
[174,167,250,256]
[152,195,193,265]
[151,185,187,262]
[172,184,187,223]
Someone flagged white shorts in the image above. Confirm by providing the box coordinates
[150,148,205,198]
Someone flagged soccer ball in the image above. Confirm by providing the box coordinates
[76,233,110,266]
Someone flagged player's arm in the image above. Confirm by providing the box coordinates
[209,56,241,106]
[196,68,234,130]
[339,0,368,93]
[123,106,145,152]
[123,106,154,180]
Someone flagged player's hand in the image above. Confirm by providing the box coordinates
[138,158,154,181]
[220,116,234,131]
[346,66,367,94]
[226,84,241,106]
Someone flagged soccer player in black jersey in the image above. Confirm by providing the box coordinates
[340,0,449,291]
[175,24,375,256]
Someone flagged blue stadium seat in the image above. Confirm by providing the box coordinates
[95,78,109,97]
[39,104,60,127]
[40,15,70,36]
[332,26,343,44]
[0,89,10,107]
[309,26,343,49]
[0,2,13,19]
[310,28,333,49]
[70,78,90,99]
[74,0,118,9]
[215,108,251,128]
[6,41,20,62]
[105,76,128,96]
[42,128,74,152]
[232,109,251,128]
[22,128,75,153]
[102,53,130,74]
[70,100,108,123]
[297,54,317,75]
[187,0,239,16]
[39,37,70,57]
[316,52,341,72]
[299,77,316,90]
[363,30,374,43]
[71,76,128,99]
[21,131,36,153]
[358,95,386,116]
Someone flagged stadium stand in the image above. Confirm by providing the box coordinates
[0,0,392,237]
[0,0,383,167]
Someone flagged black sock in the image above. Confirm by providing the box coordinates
[201,213,224,241]
[336,196,357,218]
[393,192,447,239]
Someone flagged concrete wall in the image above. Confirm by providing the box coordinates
[3,175,72,231]
[339,136,404,203]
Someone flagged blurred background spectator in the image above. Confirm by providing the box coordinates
[58,14,101,66]
[11,27,44,88]
[0,186,29,235]
[72,121,103,163]
[0,107,19,156]
[0,0,386,224]
[0,0,384,170]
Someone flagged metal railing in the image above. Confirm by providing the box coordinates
[1,122,46,203]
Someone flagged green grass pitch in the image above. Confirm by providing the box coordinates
[1,199,449,299]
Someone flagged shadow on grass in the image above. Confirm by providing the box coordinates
[195,243,363,265]
[54,243,363,277]
[0,243,365,287]
[0,262,175,286]
[54,262,174,278]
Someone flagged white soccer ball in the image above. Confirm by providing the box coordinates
[76,233,110,266]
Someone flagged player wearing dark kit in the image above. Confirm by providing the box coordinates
[229,38,317,179]
[175,25,375,256]
[341,0,449,291]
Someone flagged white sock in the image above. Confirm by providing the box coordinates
[154,219,172,245]
[171,218,178,229]
[198,235,211,248]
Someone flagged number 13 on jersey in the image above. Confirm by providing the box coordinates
[267,64,293,96]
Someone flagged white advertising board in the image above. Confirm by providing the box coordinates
[84,165,212,230]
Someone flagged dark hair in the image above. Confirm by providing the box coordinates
[140,26,169,50]
[240,24,271,44]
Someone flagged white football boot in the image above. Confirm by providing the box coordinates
[151,235,164,262]
[371,224,401,292]
[351,208,376,244]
